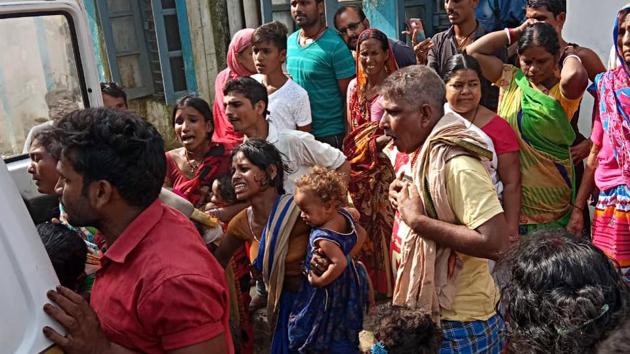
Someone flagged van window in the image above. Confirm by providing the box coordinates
[0,14,85,160]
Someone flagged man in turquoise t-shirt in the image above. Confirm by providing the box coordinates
[287,0,356,149]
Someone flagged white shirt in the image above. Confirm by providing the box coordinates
[252,74,312,131]
[265,123,346,194]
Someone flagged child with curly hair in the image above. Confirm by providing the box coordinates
[360,305,442,354]
[288,166,370,353]
[210,173,237,207]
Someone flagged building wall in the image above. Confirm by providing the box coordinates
[0,14,83,157]
[187,0,228,105]
[564,1,621,138]
[87,0,230,150]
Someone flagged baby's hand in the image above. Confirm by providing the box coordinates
[310,247,330,277]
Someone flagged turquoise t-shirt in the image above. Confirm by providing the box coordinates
[287,28,356,138]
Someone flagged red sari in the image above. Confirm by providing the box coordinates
[165,143,254,354]
[342,29,398,296]
[165,143,231,207]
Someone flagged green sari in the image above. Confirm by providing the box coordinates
[497,65,577,234]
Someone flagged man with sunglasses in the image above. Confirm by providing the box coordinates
[333,5,416,68]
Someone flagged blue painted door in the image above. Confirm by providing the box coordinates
[360,0,444,41]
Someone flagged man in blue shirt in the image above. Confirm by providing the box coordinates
[287,0,356,149]
[477,0,526,32]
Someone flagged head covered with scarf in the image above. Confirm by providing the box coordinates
[212,28,256,147]
[226,28,257,78]
[350,28,398,127]
[614,3,630,74]
[355,29,398,91]
[589,3,630,187]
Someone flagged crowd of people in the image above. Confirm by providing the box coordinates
[19,0,630,353]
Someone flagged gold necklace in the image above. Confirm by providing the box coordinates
[184,150,200,173]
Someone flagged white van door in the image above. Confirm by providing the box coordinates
[1,0,102,198]
[0,158,63,353]
[0,0,102,352]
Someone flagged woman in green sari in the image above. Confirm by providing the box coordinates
[467,21,588,235]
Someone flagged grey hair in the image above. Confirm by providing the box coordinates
[31,126,62,160]
[379,65,446,115]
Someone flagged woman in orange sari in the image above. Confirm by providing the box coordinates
[343,28,397,297]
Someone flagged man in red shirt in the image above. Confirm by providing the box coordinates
[41,108,233,354]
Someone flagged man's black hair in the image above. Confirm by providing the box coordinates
[527,0,566,17]
[223,77,270,117]
[54,107,166,208]
[100,81,128,105]
[333,5,367,29]
[253,21,289,51]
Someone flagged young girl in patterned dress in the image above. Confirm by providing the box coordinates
[289,166,370,353]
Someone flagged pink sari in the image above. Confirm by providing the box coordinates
[590,4,630,280]
[212,28,256,148]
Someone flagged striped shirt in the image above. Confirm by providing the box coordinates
[287,28,355,138]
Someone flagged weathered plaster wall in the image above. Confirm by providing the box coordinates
[564,1,620,138]
[186,0,227,104]
[128,98,178,149]
[88,0,231,151]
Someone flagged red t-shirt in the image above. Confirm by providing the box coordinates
[91,200,233,354]
[481,115,520,155]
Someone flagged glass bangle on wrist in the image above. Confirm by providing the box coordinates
[504,28,512,45]
[572,204,584,212]
[563,54,582,66]
[506,28,519,45]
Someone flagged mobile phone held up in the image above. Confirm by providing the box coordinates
[407,18,426,42]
